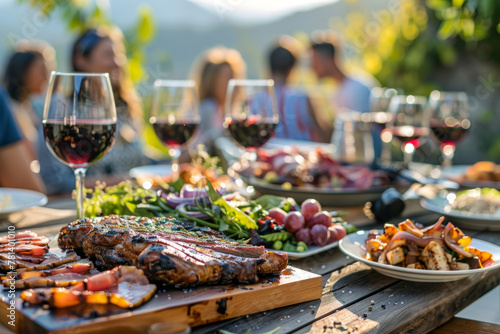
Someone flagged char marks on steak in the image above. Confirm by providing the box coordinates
[59,215,288,286]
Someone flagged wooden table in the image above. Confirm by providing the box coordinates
[1,199,499,334]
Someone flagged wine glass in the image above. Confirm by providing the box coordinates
[370,87,398,163]
[42,72,117,219]
[428,90,469,168]
[224,79,278,179]
[149,80,199,173]
[387,95,429,166]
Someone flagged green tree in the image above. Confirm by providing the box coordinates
[334,0,500,160]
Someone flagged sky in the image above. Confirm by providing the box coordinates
[0,0,340,27]
[189,0,339,24]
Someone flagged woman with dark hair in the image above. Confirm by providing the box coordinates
[71,28,150,176]
[3,45,75,195]
[3,51,48,158]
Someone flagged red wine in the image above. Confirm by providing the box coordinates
[151,120,198,147]
[430,120,468,146]
[226,117,276,148]
[43,119,116,167]
[390,126,429,148]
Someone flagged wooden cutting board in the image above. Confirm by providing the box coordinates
[0,266,321,334]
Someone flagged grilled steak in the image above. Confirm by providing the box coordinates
[59,215,288,286]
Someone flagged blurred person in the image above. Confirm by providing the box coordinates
[71,28,151,176]
[2,51,47,159]
[310,32,382,159]
[0,86,45,192]
[310,32,372,114]
[268,36,331,142]
[187,46,246,157]
[3,45,75,196]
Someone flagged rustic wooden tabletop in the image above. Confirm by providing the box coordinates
[193,212,500,334]
[1,199,499,334]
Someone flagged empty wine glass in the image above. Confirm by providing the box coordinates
[223,79,278,178]
[387,95,429,166]
[42,72,117,218]
[370,87,398,162]
[428,90,470,168]
[331,110,374,164]
[149,80,199,173]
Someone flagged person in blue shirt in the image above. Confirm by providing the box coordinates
[3,49,74,195]
[310,34,381,159]
[0,86,45,192]
[269,36,331,142]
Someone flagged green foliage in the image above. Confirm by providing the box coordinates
[125,5,156,83]
[335,0,500,160]
[336,0,500,94]
[83,181,161,218]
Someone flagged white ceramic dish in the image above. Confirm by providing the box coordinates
[339,230,500,282]
[0,188,47,218]
[420,193,500,231]
[411,163,500,189]
[249,178,388,207]
[129,164,173,181]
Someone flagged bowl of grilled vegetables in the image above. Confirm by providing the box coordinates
[339,217,500,282]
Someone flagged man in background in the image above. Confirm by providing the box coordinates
[310,33,381,159]
[310,33,372,114]
[269,36,332,142]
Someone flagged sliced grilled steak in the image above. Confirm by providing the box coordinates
[59,215,288,286]
[21,266,156,308]
[5,273,87,289]
[17,260,93,278]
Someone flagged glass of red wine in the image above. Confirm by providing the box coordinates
[42,72,117,218]
[149,80,199,173]
[224,79,278,179]
[428,90,469,168]
[387,95,429,166]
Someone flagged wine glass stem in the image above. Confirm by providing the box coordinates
[171,148,181,174]
[441,146,455,168]
[246,148,257,180]
[74,167,87,219]
[402,148,415,168]
[381,140,392,163]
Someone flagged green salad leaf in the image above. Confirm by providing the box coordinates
[205,178,258,230]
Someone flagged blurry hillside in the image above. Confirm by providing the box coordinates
[0,0,388,79]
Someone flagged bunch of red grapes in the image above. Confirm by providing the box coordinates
[268,199,347,247]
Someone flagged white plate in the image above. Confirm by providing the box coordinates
[129,164,173,185]
[249,178,388,207]
[410,163,500,189]
[271,241,339,260]
[339,230,500,282]
[263,138,333,152]
[420,193,500,231]
[0,188,47,218]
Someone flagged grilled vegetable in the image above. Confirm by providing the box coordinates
[365,216,495,271]
[386,247,405,265]
[420,241,450,270]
